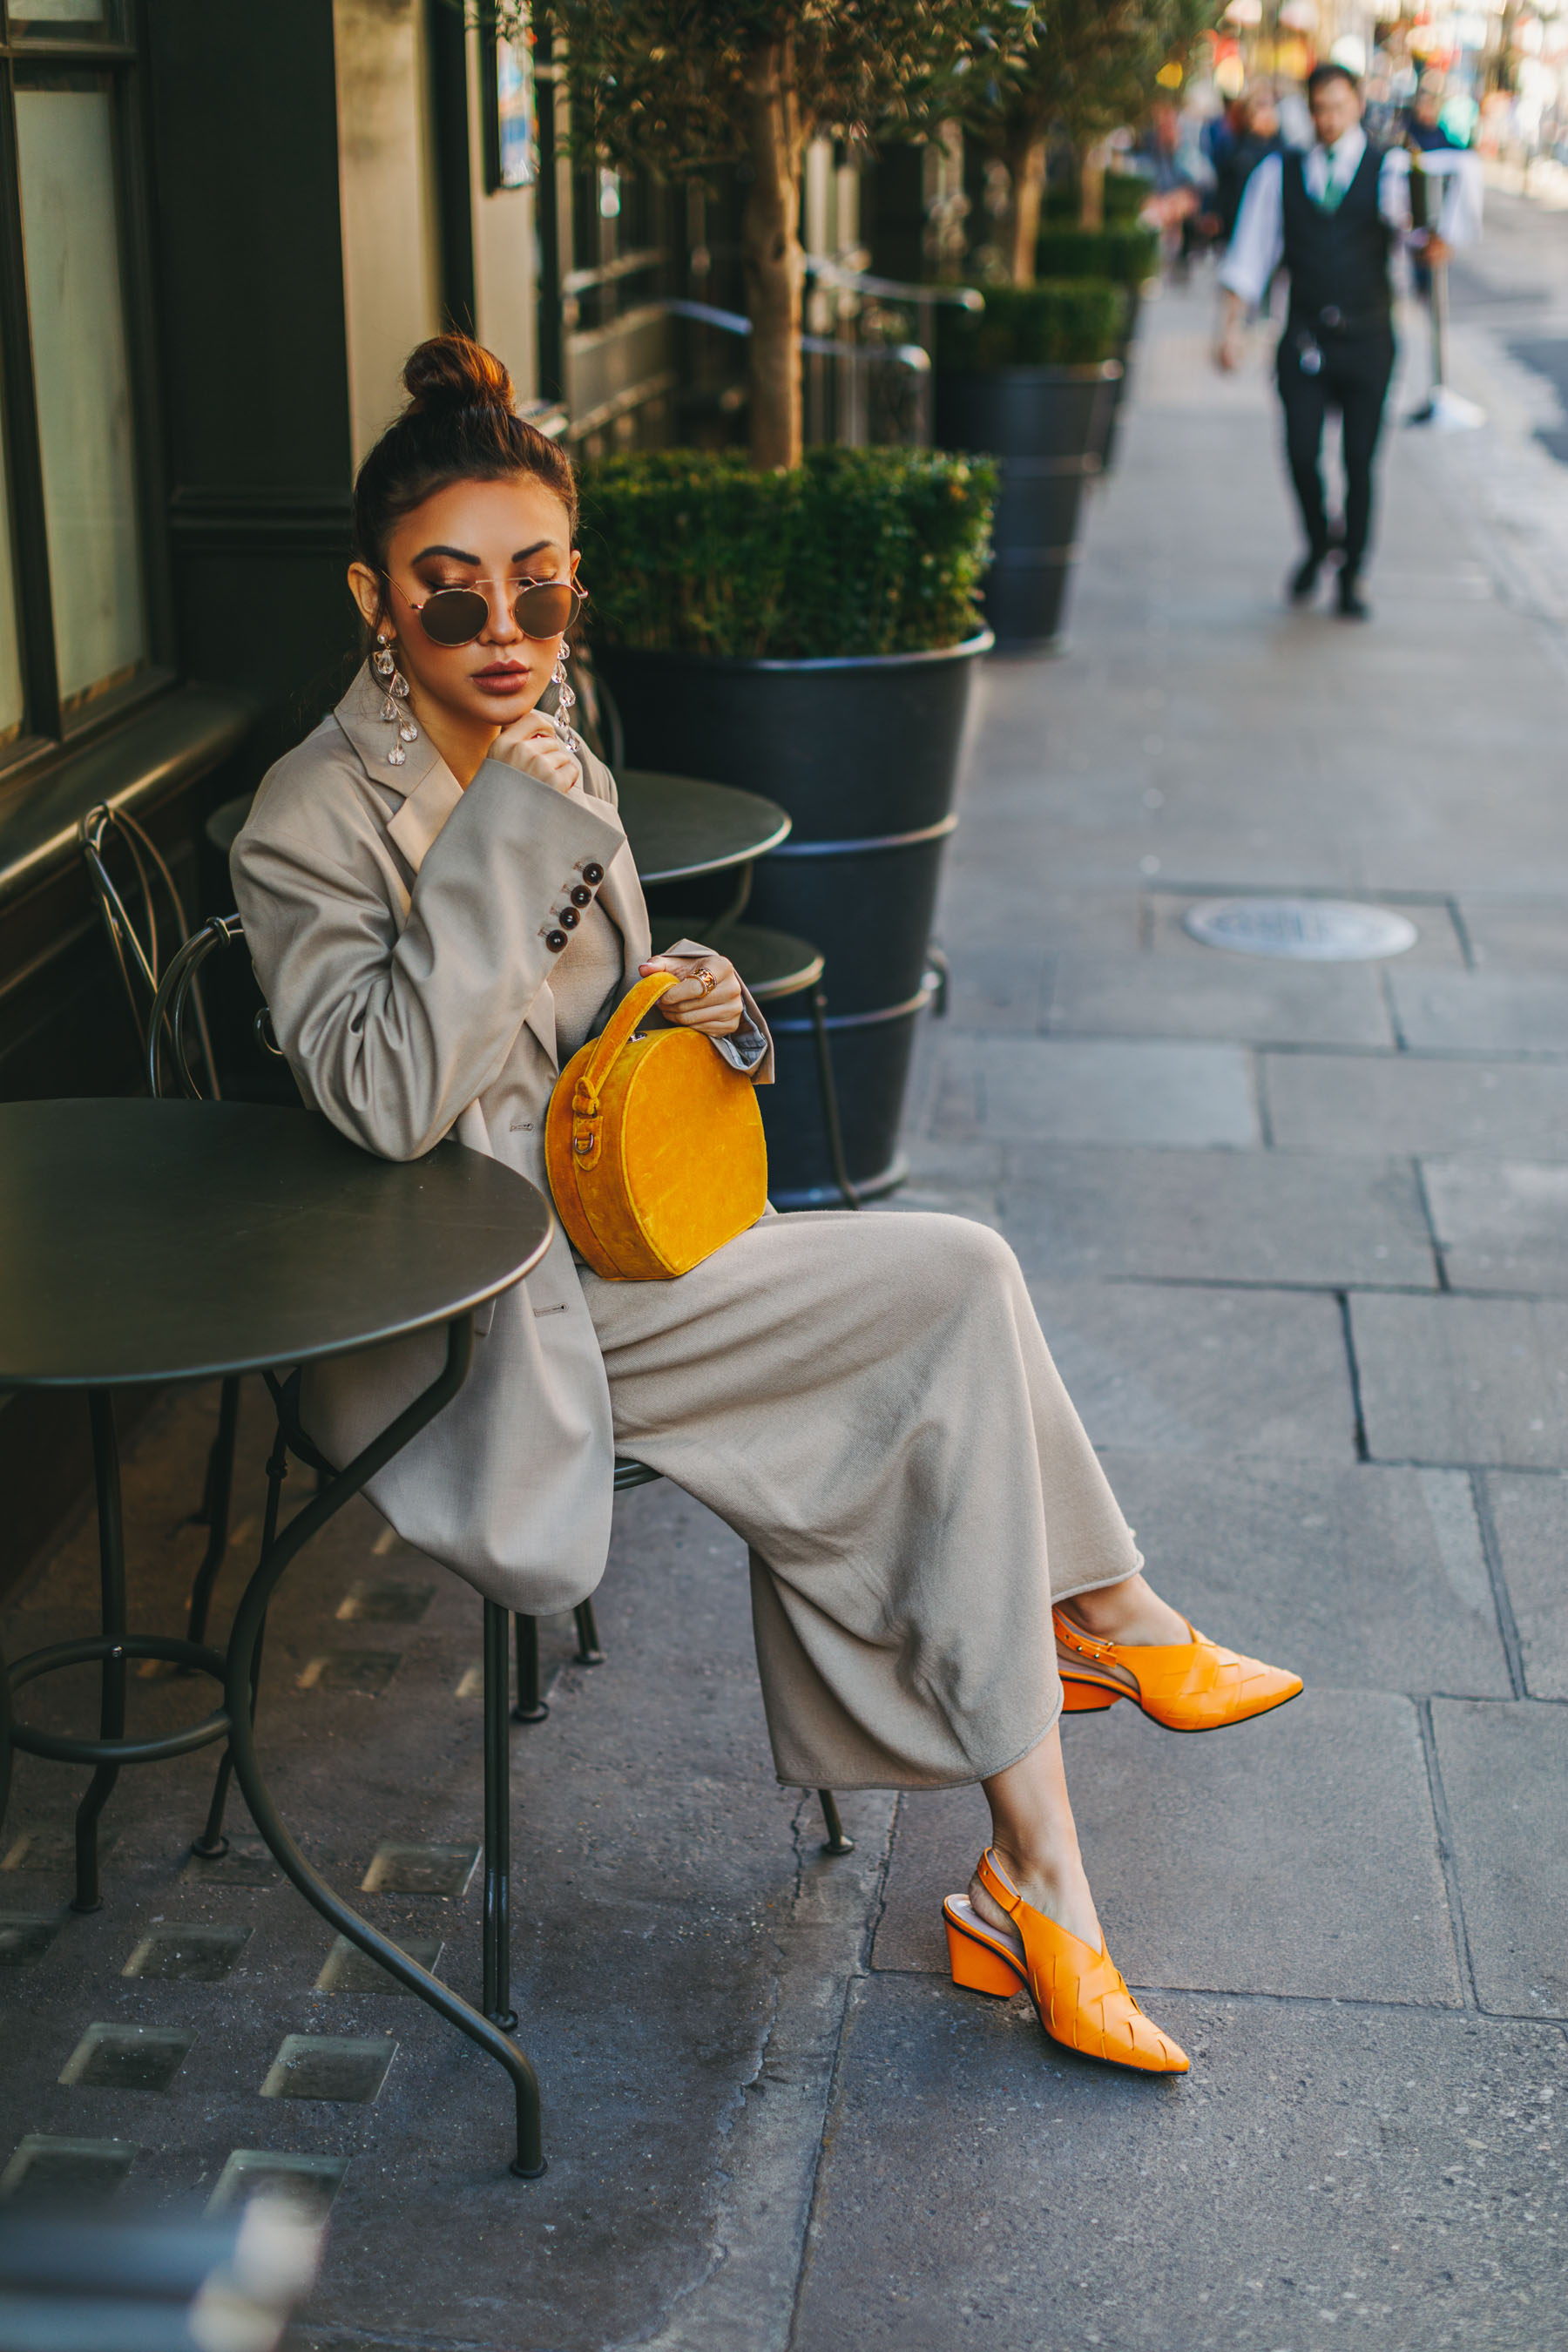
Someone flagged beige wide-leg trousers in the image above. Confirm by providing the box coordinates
[583,1211,1141,1791]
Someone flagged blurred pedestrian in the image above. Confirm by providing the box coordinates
[1213,82,1284,247]
[1214,60,1479,621]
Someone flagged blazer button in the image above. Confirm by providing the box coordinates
[545,929,568,952]
[558,905,579,930]
[581,862,605,887]
[569,884,592,908]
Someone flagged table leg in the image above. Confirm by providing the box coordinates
[221,1315,545,2179]
[482,1600,516,2030]
[193,1417,287,1861]
[72,1393,126,1914]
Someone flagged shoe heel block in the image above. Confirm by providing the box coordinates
[1060,1678,1122,1713]
[945,1916,1023,1997]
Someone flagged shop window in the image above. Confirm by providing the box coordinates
[0,6,162,776]
[15,81,147,712]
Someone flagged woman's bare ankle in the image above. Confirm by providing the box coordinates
[970,1843,1101,1950]
[1059,1571,1190,1648]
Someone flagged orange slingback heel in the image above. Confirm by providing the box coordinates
[943,1848,1188,2074]
[1055,1606,1301,1732]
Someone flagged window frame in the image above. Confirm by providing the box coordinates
[0,0,174,793]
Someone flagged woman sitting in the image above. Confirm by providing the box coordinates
[231,334,1302,2080]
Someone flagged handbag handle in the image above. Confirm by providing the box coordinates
[575,969,678,1112]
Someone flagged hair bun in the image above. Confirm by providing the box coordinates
[402,333,516,417]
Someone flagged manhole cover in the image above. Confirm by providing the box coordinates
[1183,898,1418,962]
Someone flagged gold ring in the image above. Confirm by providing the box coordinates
[694,966,716,997]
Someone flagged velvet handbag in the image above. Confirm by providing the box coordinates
[544,969,767,1281]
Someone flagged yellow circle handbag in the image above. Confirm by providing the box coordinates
[544,970,768,1281]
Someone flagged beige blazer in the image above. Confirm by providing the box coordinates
[230,661,773,1613]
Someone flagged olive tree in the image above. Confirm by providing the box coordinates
[965,0,1219,279]
[549,1,1035,468]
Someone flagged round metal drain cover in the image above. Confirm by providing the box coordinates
[1182,897,1418,962]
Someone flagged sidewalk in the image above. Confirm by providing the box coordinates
[3,254,1566,2352]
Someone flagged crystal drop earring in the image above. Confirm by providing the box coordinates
[551,639,578,750]
[372,632,418,767]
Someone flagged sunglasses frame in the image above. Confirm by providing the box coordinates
[385,571,587,649]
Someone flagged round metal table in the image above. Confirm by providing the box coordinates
[0,1098,554,2176]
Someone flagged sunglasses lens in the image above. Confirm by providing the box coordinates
[514,582,577,638]
[417,588,490,646]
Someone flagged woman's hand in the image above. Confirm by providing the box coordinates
[639,954,745,1038]
[490,711,582,795]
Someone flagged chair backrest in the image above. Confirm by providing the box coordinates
[80,801,220,1097]
[145,913,283,1100]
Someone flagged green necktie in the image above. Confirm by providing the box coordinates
[1319,149,1348,213]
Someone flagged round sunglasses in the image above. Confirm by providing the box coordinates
[387,571,586,648]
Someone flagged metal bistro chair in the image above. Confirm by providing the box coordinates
[149,919,853,1950]
[78,805,243,1658]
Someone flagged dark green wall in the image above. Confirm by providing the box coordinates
[144,0,360,763]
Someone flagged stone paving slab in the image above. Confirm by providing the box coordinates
[1046,950,1395,1048]
[994,1145,1436,1288]
[793,1978,1568,2352]
[1429,1152,1568,1298]
[1030,1282,1355,1460]
[1389,969,1568,1056]
[1422,1157,1568,1295]
[1460,895,1568,971]
[1265,1050,1568,1157]
[927,1036,1260,1148]
[1483,1470,1568,1697]
[1098,1454,1511,1699]
[1430,1699,1568,2017]
[875,1690,1460,2007]
[1351,1294,1568,1468]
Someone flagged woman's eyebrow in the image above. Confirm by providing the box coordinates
[513,540,561,562]
[411,543,481,564]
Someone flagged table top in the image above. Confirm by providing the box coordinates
[0,1100,553,1389]
[207,770,789,890]
[614,771,789,884]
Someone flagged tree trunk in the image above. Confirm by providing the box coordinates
[742,37,804,471]
[1006,132,1048,287]
[1078,139,1106,232]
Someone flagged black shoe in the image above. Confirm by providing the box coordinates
[1288,551,1325,604]
[1337,569,1371,621]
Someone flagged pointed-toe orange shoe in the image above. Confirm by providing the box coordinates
[943,1848,1188,2075]
[1054,1606,1302,1733]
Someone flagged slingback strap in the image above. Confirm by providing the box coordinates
[570,970,678,1170]
[975,1847,1024,1921]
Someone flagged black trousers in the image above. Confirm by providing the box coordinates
[1276,321,1396,573]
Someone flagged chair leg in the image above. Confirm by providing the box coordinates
[482,1599,517,2029]
[809,989,860,1211]
[511,1614,548,1725]
[73,1395,127,1915]
[186,1375,241,1647]
[572,1599,605,1666]
[192,1417,285,1859]
[818,1789,855,1856]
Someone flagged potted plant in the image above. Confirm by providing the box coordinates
[581,446,996,1204]
[934,278,1123,649]
[1033,221,1161,466]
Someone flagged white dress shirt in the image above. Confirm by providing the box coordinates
[1219,127,1483,310]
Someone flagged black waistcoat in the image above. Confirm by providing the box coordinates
[1281,142,1392,330]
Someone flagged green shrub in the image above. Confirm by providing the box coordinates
[578,445,996,660]
[936,278,1125,372]
[1035,225,1159,289]
[1043,173,1150,226]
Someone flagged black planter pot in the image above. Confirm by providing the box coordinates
[595,633,991,1206]
[1100,285,1147,474]
[936,361,1120,649]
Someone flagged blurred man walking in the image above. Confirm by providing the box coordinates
[1215,61,1479,620]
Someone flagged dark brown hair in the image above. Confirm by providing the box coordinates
[352,334,578,589]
